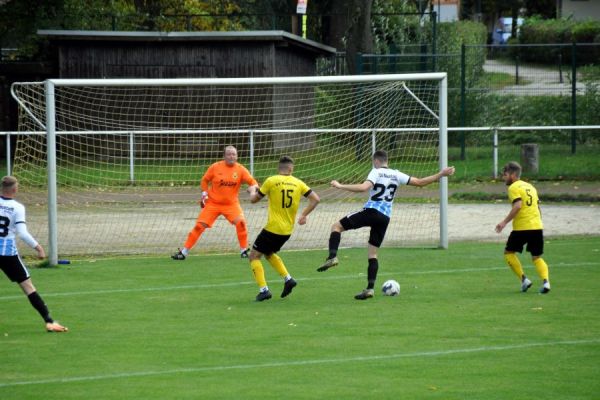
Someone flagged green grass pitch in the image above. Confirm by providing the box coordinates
[1,237,599,399]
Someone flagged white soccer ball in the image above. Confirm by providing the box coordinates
[381,279,400,296]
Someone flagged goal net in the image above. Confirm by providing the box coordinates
[10,74,448,261]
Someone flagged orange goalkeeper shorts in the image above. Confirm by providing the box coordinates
[196,201,245,227]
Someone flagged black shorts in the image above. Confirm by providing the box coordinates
[505,230,544,256]
[0,255,30,283]
[252,229,291,256]
[339,208,390,248]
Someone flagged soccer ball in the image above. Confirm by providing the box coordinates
[381,279,400,296]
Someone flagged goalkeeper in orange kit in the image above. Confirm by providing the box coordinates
[172,146,259,260]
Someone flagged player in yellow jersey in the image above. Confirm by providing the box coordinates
[172,146,259,260]
[495,161,551,293]
[248,156,320,301]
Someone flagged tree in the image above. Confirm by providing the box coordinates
[0,0,243,59]
[323,0,374,74]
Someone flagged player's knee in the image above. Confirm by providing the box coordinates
[249,250,261,261]
[193,224,206,234]
[235,219,246,230]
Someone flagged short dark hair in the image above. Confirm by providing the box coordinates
[373,150,388,163]
[502,161,522,177]
[279,155,294,165]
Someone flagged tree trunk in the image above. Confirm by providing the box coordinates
[347,0,373,74]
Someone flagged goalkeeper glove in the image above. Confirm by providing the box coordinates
[200,191,208,208]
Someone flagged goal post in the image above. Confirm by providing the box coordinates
[11,73,448,263]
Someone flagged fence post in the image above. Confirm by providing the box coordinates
[493,129,498,179]
[431,12,437,72]
[249,130,255,176]
[371,131,376,155]
[571,41,577,154]
[6,133,11,175]
[129,132,135,183]
[460,43,466,160]
[558,53,563,84]
[520,143,539,174]
[515,55,520,85]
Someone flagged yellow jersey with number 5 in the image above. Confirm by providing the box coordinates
[259,174,312,235]
[507,179,543,230]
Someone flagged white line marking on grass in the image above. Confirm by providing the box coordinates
[0,338,598,388]
[0,262,597,301]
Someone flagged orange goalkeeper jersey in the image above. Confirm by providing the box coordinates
[201,161,258,205]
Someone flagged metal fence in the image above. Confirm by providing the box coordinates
[352,43,600,156]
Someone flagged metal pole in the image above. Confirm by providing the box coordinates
[129,131,135,183]
[249,131,254,176]
[439,75,449,249]
[44,81,58,266]
[460,44,466,160]
[6,133,10,175]
[571,41,577,154]
[493,129,498,179]
[558,53,563,84]
[371,131,376,154]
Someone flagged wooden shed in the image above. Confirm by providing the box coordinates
[34,30,337,155]
[37,30,336,79]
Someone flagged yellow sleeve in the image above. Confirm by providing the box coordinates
[508,183,521,203]
[259,177,272,197]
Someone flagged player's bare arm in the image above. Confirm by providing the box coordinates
[331,180,373,192]
[298,191,320,225]
[34,244,46,259]
[408,166,455,187]
[495,200,522,233]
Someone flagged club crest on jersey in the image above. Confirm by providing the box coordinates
[232,172,238,180]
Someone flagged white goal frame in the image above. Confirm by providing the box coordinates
[13,73,449,264]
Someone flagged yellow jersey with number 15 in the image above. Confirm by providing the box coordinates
[259,174,312,235]
[507,179,543,231]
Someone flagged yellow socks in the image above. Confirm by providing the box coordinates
[250,259,267,288]
[266,254,289,278]
[504,253,525,280]
[533,257,550,281]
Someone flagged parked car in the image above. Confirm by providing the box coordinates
[492,17,524,45]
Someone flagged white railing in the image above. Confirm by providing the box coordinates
[2,125,598,179]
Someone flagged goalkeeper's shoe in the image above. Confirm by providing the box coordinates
[539,281,551,294]
[281,278,297,298]
[240,248,250,259]
[171,249,186,260]
[255,290,272,302]
[521,277,532,292]
[354,289,374,300]
[316,256,338,272]
[46,321,68,333]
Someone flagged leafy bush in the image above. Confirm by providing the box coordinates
[454,89,600,146]
[518,17,600,65]
[437,21,488,89]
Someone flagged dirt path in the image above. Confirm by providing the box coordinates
[483,59,587,95]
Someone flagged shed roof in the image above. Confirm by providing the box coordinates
[37,30,336,56]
